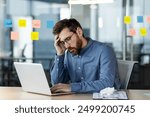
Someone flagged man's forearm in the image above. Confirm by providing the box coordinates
[70,78,114,93]
[50,54,69,84]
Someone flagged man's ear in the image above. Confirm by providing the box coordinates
[76,27,83,37]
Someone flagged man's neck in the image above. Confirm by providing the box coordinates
[81,37,88,48]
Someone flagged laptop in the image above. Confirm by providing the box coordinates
[14,62,72,96]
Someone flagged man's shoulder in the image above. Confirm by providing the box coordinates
[92,40,108,49]
[93,40,104,45]
[92,40,114,53]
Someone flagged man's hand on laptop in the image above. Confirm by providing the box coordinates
[51,83,71,93]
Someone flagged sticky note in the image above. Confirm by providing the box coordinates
[11,32,19,40]
[31,32,39,40]
[124,16,131,24]
[32,20,41,28]
[137,16,143,23]
[47,20,54,28]
[129,28,136,36]
[4,19,12,28]
[146,16,150,23]
[18,19,26,27]
[140,28,147,36]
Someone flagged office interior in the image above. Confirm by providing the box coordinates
[0,0,150,89]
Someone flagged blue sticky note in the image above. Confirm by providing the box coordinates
[47,20,54,29]
[4,19,12,28]
[137,16,143,23]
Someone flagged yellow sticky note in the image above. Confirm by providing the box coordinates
[124,16,131,24]
[140,28,147,36]
[31,32,39,40]
[18,19,26,27]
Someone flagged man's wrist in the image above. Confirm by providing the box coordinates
[55,54,65,63]
[56,52,64,56]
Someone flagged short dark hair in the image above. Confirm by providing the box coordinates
[53,18,83,35]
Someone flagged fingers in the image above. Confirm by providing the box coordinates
[54,35,59,40]
[54,35,66,55]
[51,84,71,93]
[51,83,62,93]
[52,89,64,93]
[54,35,65,48]
[59,42,66,50]
[54,35,61,46]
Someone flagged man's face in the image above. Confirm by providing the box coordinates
[59,28,82,55]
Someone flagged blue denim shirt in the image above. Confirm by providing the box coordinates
[50,38,121,93]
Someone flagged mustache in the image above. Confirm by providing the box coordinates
[68,47,77,50]
[68,47,81,54]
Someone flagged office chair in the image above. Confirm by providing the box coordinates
[118,60,137,89]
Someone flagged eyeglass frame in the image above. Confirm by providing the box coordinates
[60,33,75,46]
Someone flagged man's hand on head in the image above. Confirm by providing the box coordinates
[54,35,66,55]
[51,83,71,93]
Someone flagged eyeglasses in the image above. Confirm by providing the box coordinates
[60,33,74,46]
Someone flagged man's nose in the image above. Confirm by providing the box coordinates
[65,42,70,48]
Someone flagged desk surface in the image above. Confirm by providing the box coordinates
[0,87,150,100]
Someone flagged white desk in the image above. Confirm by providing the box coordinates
[0,87,150,100]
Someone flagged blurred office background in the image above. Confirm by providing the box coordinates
[0,0,150,89]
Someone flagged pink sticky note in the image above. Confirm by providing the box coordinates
[147,16,150,23]
[11,32,19,40]
[129,29,136,36]
[32,20,41,28]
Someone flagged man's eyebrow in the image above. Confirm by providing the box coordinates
[61,35,70,41]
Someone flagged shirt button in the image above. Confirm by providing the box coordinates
[78,67,81,69]
[57,58,59,61]
[81,77,84,79]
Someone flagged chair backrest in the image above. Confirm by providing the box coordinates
[118,60,137,89]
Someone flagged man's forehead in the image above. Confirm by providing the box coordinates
[60,28,70,34]
[59,28,71,40]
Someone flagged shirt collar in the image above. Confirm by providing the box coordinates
[79,37,93,55]
[68,37,93,57]
[70,37,93,57]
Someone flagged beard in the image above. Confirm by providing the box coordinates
[68,47,80,55]
[68,38,82,55]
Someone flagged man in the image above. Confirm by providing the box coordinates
[50,18,120,93]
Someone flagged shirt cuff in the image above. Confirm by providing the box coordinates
[70,83,82,92]
[55,54,65,63]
